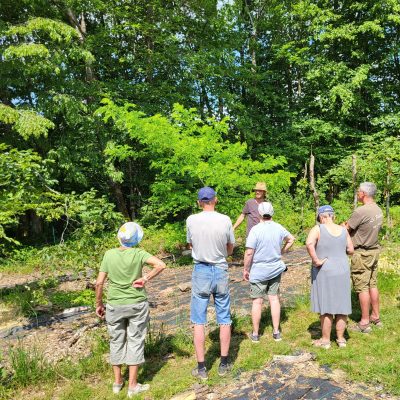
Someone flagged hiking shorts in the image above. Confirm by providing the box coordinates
[250,274,282,298]
[190,263,231,325]
[351,249,380,293]
[105,301,149,365]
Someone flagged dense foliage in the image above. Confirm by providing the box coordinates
[0,0,399,251]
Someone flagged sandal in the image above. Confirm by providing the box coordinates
[312,339,331,349]
[351,322,372,333]
[336,338,347,348]
[370,318,383,328]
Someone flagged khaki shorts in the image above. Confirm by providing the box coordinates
[105,301,149,365]
[351,249,380,293]
[250,274,281,298]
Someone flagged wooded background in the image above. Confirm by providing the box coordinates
[1,0,400,251]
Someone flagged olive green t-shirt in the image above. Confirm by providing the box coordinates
[100,247,152,305]
[348,203,383,249]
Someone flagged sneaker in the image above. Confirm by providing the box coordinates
[218,362,232,377]
[272,331,282,341]
[112,382,123,394]
[249,333,260,343]
[127,383,150,398]
[191,367,208,380]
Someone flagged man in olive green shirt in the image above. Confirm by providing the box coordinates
[95,222,166,397]
[345,182,383,333]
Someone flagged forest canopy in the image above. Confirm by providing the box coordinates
[1,0,399,249]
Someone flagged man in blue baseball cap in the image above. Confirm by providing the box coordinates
[186,186,235,380]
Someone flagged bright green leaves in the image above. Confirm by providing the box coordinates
[323,136,400,203]
[7,18,79,43]
[3,43,50,60]
[329,64,370,116]
[104,142,136,183]
[0,144,55,244]
[0,144,121,247]
[0,104,54,138]
[98,100,293,221]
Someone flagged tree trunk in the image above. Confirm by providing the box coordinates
[309,153,319,212]
[385,158,392,231]
[65,8,95,82]
[352,154,357,209]
[300,161,308,230]
[218,96,224,120]
[109,180,130,219]
[250,28,257,72]
[128,159,136,220]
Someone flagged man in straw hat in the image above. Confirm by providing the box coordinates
[95,222,166,397]
[186,187,235,380]
[233,182,268,237]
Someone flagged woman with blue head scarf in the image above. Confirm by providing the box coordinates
[95,222,166,397]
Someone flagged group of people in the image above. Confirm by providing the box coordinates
[95,181,383,395]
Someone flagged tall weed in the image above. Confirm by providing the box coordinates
[9,344,55,387]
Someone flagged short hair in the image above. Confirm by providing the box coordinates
[198,199,214,206]
[359,182,377,197]
[261,214,272,220]
[319,212,334,220]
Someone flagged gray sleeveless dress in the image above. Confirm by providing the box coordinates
[311,224,352,315]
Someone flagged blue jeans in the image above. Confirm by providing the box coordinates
[190,263,231,325]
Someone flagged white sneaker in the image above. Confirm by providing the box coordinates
[127,383,150,397]
[112,382,123,394]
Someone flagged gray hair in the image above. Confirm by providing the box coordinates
[319,212,334,220]
[359,182,377,197]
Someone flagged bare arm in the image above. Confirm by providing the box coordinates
[281,234,295,254]
[227,242,234,256]
[342,221,353,234]
[243,248,254,281]
[233,213,245,230]
[306,226,327,267]
[95,271,107,319]
[132,256,166,288]
[346,231,354,255]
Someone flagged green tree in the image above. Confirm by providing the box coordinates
[98,100,293,222]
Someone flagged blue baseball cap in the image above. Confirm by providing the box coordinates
[198,187,216,201]
[317,205,334,215]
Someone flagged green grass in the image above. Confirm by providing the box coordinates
[2,285,95,320]
[8,344,56,387]
[3,270,400,399]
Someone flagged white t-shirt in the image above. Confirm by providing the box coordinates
[246,220,290,282]
[186,211,235,269]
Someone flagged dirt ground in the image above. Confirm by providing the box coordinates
[0,248,398,399]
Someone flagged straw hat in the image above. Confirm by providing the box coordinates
[253,182,267,191]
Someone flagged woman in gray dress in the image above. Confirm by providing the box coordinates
[306,205,354,348]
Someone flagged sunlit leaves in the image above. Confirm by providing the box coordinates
[98,99,293,220]
[0,104,54,138]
